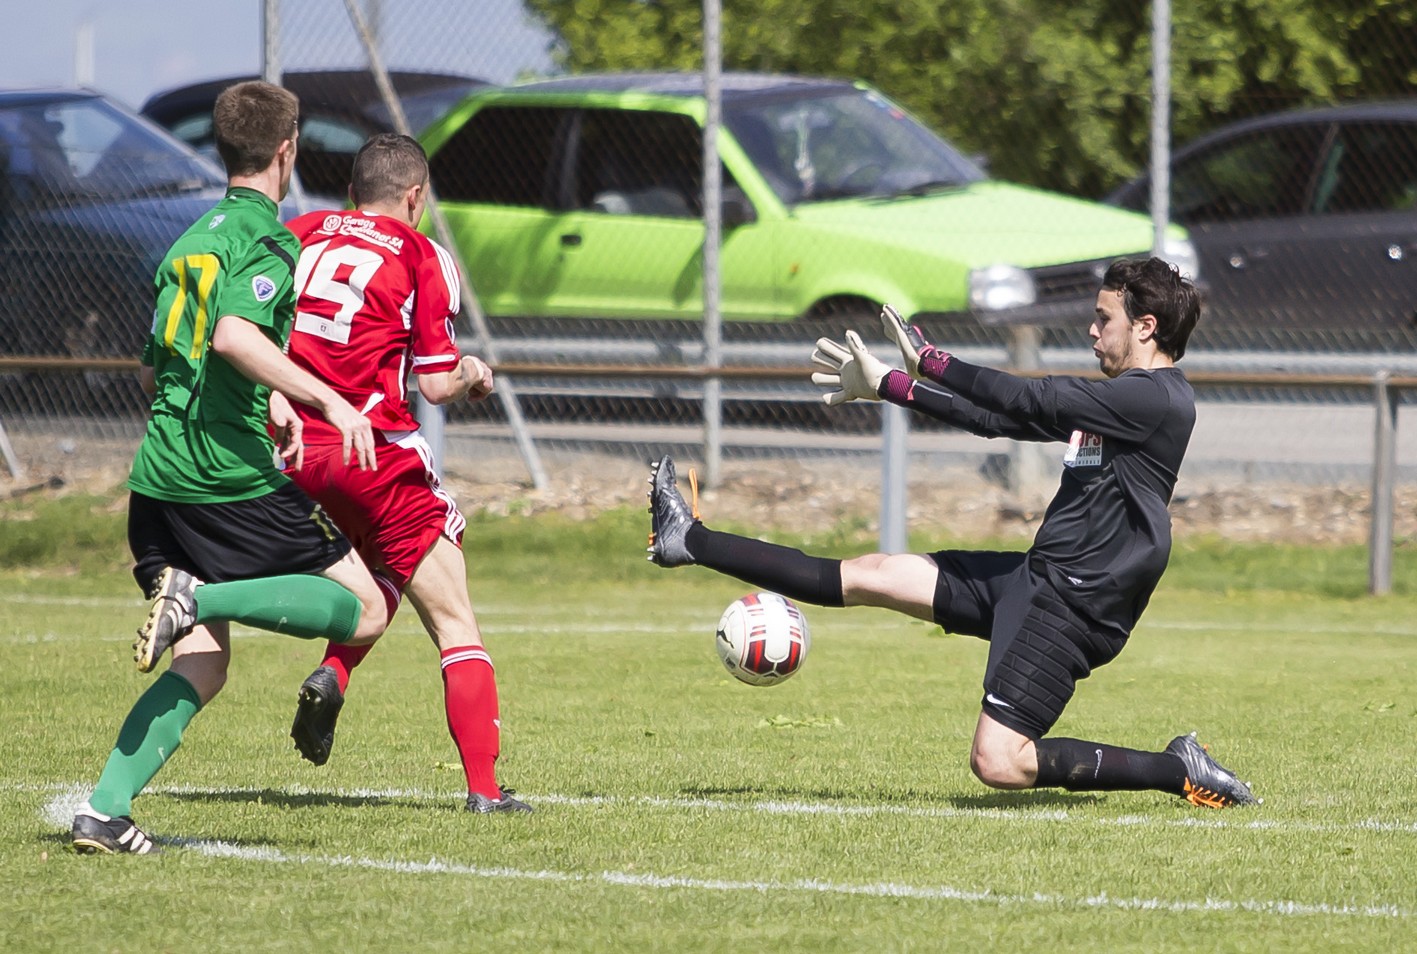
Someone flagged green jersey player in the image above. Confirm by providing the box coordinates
[71,81,390,856]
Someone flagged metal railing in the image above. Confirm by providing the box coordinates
[3,354,1413,595]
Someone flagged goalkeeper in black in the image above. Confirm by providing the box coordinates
[647,257,1257,808]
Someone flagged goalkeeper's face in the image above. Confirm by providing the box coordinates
[1089,288,1139,378]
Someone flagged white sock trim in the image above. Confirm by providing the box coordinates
[440,647,493,670]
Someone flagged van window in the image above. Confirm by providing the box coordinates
[430,105,564,206]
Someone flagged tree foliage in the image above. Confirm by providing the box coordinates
[524,0,1417,196]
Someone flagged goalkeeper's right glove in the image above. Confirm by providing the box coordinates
[810,330,889,406]
[880,304,950,381]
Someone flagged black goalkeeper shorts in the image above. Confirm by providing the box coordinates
[929,549,1126,740]
[128,484,352,594]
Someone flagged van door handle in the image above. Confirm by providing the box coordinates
[560,233,582,247]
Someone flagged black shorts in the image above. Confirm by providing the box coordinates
[929,549,1126,740]
[128,484,352,594]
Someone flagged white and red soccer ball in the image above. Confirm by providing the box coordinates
[715,592,810,686]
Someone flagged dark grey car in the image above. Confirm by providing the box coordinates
[1107,101,1417,350]
[142,69,487,205]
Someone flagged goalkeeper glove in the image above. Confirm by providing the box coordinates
[810,330,890,406]
[881,303,950,380]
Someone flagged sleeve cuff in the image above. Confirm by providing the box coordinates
[920,348,952,380]
[878,369,915,404]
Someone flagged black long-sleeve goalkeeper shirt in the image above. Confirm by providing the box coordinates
[881,358,1195,634]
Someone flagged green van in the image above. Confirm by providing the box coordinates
[420,73,1195,328]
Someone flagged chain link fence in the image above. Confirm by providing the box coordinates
[4,0,1417,566]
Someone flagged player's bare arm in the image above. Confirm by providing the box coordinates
[210,314,377,470]
[417,354,494,405]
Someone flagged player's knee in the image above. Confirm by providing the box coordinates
[352,590,390,642]
[356,606,388,642]
[839,554,892,604]
[970,742,1032,790]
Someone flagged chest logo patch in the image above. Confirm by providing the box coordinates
[1063,429,1104,468]
[252,275,277,301]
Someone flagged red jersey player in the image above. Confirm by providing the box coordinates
[280,133,530,813]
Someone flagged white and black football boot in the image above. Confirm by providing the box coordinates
[71,806,161,855]
[134,566,199,673]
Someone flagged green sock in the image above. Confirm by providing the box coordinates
[194,574,362,643]
[89,671,201,818]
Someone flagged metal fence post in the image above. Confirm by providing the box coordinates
[0,418,24,480]
[701,0,724,487]
[415,391,445,478]
[1150,0,1171,257]
[1369,370,1397,595]
[339,0,548,490]
[879,401,909,554]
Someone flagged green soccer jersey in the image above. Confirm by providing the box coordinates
[128,188,301,504]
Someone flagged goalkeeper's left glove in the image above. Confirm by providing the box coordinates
[881,303,950,380]
[810,330,890,406]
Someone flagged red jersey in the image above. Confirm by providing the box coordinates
[285,209,462,443]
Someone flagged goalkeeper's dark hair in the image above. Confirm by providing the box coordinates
[351,133,429,207]
[1101,257,1202,360]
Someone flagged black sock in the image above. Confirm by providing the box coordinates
[685,524,845,607]
[1034,737,1188,795]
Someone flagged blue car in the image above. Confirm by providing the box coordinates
[0,88,229,365]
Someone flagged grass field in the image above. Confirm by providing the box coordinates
[3,493,1417,952]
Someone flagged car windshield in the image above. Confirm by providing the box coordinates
[725,87,985,205]
[0,96,223,205]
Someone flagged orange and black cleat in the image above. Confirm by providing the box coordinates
[1167,732,1259,808]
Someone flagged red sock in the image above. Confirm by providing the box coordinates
[322,643,372,693]
[322,574,400,693]
[440,646,501,799]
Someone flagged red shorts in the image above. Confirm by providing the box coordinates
[288,431,466,594]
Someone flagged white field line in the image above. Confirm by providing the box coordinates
[23,781,1417,837]
[6,592,1417,638]
[1140,620,1417,637]
[181,839,1412,919]
[1,593,704,621]
[3,594,145,607]
[33,786,1409,920]
[7,618,1417,642]
[1,621,689,645]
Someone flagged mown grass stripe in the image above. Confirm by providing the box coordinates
[28,782,1417,837]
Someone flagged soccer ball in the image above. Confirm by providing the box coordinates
[715,592,810,687]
